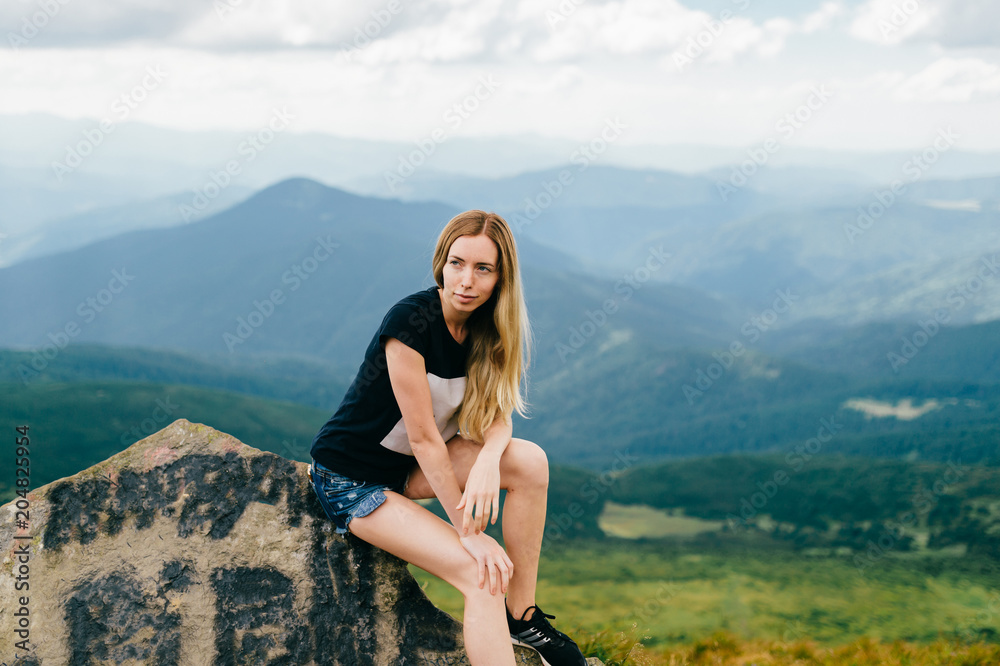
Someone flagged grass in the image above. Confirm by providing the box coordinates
[409,539,1000,662]
[576,629,1000,665]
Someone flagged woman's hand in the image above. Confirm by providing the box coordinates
[457,452,502,534]
[459,531,514,595]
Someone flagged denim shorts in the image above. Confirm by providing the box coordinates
[308,459,407,534]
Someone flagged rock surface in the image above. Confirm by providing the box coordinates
[0,419,601,665]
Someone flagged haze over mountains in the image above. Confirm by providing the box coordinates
[2,117,999,482]
[3,111,1000,268]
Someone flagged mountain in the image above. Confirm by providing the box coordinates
[761,318,1000,384]
[0,164,178,243]
[4,324,999,477]
[905,175,1000,209]
[517,338,1000,468]
[0,344,353,408]
[0,178,742,370]
[342,167,1000,326]
[675,202,1000,317]
[344,164,772,212]
[0,381,330,491]
[0,186,252,267]
[6,113,1000,194]
[498,197,1000,321]
[790,246,1000,325]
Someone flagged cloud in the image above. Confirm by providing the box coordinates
[3,0,206,48]
[922,0,1000,48]
[850,0,933,45]
[3,0,845,67]
[3,0,463,51]
[534,0,844,68]
[850,0,1000,48]
[801,2,844,34]
[893,57,1000,102]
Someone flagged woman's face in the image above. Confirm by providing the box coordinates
[441,233,500,314]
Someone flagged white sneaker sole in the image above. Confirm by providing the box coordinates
[510,636,553,666]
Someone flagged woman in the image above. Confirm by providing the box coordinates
[308,210,586,666]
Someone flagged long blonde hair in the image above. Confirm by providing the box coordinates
[432,210,532,442]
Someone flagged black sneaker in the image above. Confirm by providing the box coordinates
[507,604,586,666]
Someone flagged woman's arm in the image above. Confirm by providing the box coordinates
[385,337,466,530]
[457,413,511,534]
[385,337,514,594]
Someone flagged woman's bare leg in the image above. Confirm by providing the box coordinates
[404,436,550,619]
[347,491,516,666]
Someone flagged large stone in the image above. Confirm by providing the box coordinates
[0,419,584,665]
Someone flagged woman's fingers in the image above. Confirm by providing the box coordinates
[476,498,488,533]
[469,493,492,534]
[467,541,512,595]
[487,557,498,594]
[459,493,483,534]
[477,556,486,589]
[459,490,482,535]
[476,492,497,531]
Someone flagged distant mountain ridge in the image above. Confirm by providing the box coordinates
[2,176,998,474]
[0,178,741,371]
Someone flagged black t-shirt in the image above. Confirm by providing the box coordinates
[310,286,469,485]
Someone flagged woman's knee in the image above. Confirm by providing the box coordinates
[505,438,549,490]
[450,558,507,601]
[458,574,510,607]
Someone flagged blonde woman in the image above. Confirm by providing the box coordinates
[309,210,586,666]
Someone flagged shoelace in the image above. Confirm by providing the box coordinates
[519,606,569,646]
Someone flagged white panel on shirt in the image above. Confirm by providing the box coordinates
[380,373,467,455]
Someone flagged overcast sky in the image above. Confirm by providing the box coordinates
[2,0,998,152]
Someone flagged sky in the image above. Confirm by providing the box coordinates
[1,0,999,152]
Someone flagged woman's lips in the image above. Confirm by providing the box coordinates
[456,293,475,303]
